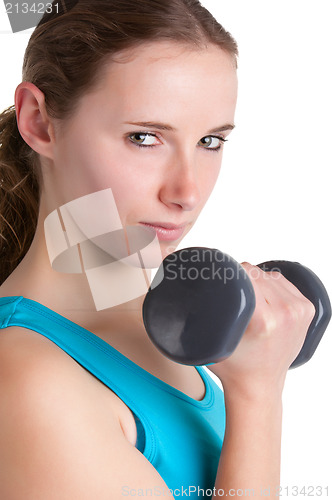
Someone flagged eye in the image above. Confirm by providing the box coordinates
[198,135,227,151]
[128,132,160,148]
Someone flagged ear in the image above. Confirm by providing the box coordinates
[15,82,56,160]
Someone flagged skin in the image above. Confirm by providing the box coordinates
[2,41,237,319]
[0,41,315,498]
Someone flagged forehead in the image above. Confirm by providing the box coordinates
[78,41,238,126]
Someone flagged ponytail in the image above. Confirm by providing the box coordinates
[0,105,40,285]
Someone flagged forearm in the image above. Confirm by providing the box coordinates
[213,385,283,499]
[209,260,315,499]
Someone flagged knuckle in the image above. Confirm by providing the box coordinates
[240,261,252,269]
[280,302,299,325]
[241,263,262,280]
[254,308,277,335]
[268,271,282,279]
[280,298,315,328]
[303,299,316,321]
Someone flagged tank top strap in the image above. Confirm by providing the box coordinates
[0,296,160,460]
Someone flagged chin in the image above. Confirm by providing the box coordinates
[159,240,182,260]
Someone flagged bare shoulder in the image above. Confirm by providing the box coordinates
[0,325,110,400]
[0,325,72,389]
[0,326,171,499]
[0,325,136,438]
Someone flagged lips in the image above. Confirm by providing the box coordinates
[139,222,187,241]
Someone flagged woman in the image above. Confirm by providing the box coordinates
[0,1,315,498]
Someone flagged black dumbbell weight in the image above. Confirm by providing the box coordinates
[142,248,331,368]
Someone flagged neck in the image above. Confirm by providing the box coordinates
[0,209,151,330]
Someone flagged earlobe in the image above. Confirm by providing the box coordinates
[14,81,55,159]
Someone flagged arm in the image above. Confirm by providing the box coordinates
[213,385,283,498]
[210,263,315,498]
[0,328,174,500]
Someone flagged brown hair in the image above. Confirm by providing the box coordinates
[0,0,238,285]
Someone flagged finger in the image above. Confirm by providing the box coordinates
[240,262,273,306]
[261,268,311,302]
[241,263,299,309]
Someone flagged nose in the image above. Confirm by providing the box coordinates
[159,151,201,211]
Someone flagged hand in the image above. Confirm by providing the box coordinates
[208,263,316,397]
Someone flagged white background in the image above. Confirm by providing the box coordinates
[0,0,331,496]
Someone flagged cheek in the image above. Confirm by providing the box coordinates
[52,137,107,199]
[109,164,158,222]
[53,130,130,201]
[198,156,223,202]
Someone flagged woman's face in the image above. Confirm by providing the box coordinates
[45,41,238,258]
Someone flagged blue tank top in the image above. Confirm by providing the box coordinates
[0,296,225,497]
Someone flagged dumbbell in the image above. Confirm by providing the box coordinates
[142,248,331,368]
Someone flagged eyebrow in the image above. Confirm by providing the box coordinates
[123,121,235,134]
